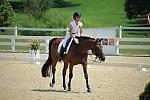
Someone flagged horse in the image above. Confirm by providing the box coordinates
[41,36,105,92]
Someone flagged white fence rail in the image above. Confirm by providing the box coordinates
[115,26,150,55]
[0,26,150,55]
[0,27,64,53]
[116,38,150,49]
[0,35,63,53]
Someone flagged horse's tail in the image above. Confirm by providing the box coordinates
[41,38,57,77]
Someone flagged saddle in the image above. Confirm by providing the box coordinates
[58,38,72,54]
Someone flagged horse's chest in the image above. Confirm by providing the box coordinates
[66,51,87,64]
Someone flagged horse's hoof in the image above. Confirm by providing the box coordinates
[68,88,71,91]
[50,83,54,87]
[87,89,91,93]
[63,87,66,90]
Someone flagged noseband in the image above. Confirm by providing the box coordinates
[90,38,104,63]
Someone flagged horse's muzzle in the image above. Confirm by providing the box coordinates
[99,56,105,61]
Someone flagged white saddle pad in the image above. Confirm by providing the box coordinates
[57,40,64,53]
[57,38,73,54]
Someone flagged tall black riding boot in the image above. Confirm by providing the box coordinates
[58,47,65,61]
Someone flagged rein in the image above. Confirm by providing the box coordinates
[87,54,102,64]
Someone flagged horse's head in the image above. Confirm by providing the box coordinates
[91,38,105,61]
[75,36,105,61]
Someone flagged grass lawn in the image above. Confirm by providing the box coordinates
[12,0,145,28]
[120,49,150,56]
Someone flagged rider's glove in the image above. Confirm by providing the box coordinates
[73,37,79,44]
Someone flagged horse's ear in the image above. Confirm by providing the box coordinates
[96,39,99,43]
[96,38,103,43]
[99,38,103,42]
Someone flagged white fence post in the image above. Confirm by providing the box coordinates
[116,26,122,55]
[119,26,122,38]
[45,39,49,53]
[11,26,17,52]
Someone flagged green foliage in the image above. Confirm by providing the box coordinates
[11,0,133,29]
[48,0,129,27]
[42,10,69,28]
[54,0,64,5]
[7,0,25,11]
[0,0,15,27]
[124,0,150,20]
[28,39,40,50]
[8,0,150,32]
[24,0,54,19]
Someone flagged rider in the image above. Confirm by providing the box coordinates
[58,12,83,60]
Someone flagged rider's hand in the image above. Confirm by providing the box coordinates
[73,37,79,44]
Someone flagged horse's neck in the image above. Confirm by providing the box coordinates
[79,40,95,52]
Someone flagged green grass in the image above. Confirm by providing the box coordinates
[120,49,150,56]
[120,33,150,45]
[12,0,140,28]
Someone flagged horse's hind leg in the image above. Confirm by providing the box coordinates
[68,64,73,91]
[50,59,57,87]
[62,62,68,90]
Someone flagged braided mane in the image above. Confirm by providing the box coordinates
[76,36,95,40]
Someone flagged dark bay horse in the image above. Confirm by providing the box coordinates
[41,36,105,92]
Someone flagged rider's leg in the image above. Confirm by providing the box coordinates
[63,31,71,48]
[58,31,71,60]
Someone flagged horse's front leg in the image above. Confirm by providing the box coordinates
[50,60,57,87]
[68,64,73,91]
[82,63,91,92]
[62,62,68,90]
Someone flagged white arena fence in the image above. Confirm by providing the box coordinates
[0,26,150,55]
[116,26,150,55]
[0,26,150,70]
[0,27,65,53]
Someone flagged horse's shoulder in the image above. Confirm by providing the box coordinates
[53,38,63,42]
[50,38,62,46]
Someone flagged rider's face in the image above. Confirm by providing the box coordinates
[75,16,80,22]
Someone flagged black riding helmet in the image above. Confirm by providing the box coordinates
[73,12,81,20]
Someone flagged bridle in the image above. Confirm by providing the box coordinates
[90,38,105,63]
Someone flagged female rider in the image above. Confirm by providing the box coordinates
[58,12,83,60]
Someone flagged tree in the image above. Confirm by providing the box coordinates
[0,0,15,28]
[54,0,64,7]
[24,0,54,19]
[124,0,150,20]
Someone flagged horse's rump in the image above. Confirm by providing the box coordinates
[41,38,58,77]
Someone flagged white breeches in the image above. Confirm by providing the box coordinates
[62,29,79,48]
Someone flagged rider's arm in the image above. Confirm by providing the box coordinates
[79,22,83,36]
[69,24,73,38]
[79,26,83,36]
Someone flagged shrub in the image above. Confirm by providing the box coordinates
[139,82,150,100]
[0,0,15,29]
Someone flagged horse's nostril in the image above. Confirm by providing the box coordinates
[99,56,105,61]
[101,56,105,61]
[101,58,105,61]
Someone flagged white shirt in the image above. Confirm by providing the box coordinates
[69,20,83,34]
